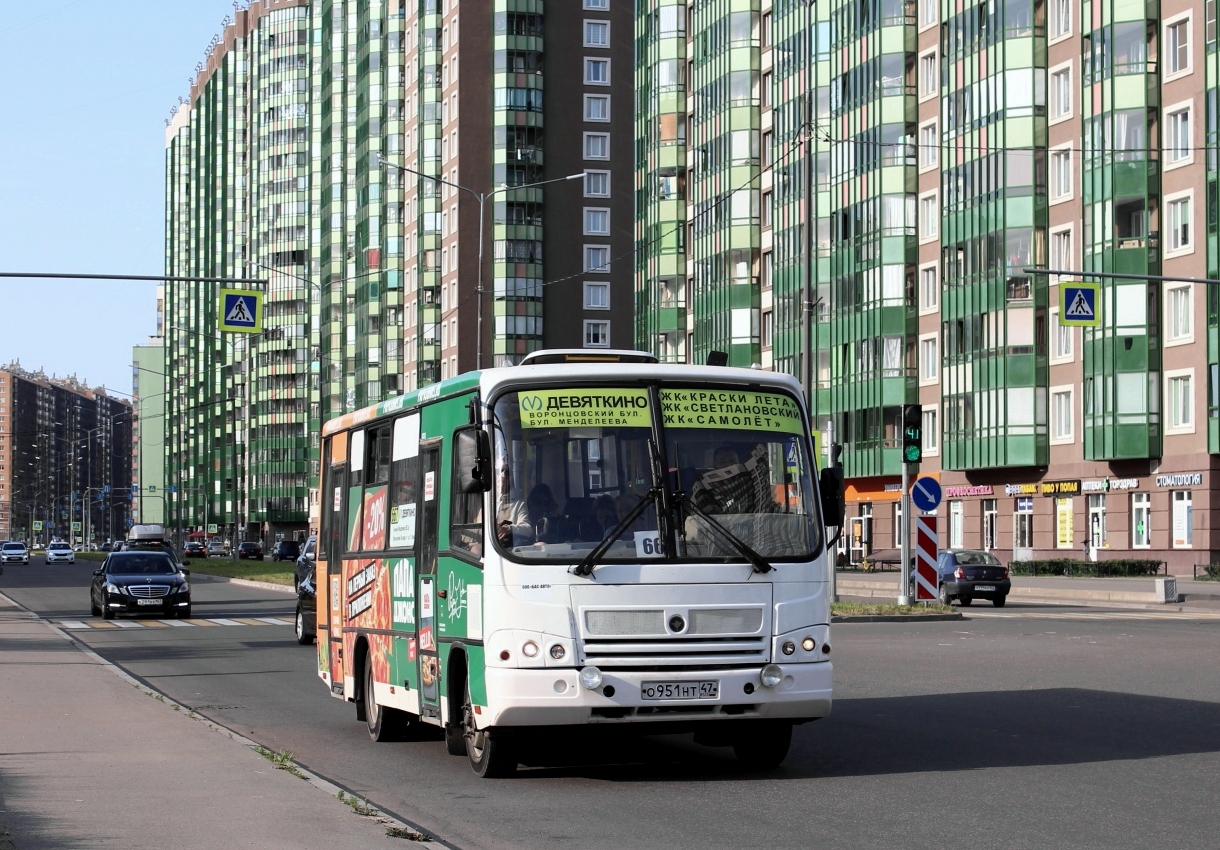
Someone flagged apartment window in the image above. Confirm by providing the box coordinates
[949,501,964,548]
[1051,309,1074,360]
[584,320,610,347]
[1051,387,1073,442]
[584,20,609,47]
[584,245,610,273]
[1051,0,1071,38]
[919,121,937,169]
[584,207,610,235]
[1050,66,1072,119]
[585,170,610,197]
[919,334,938,383]
[584,132,610,160]
[1014,498,1034,549]
[919,193,938,240]
[1050,227,1073,284]
[919,0,936,26]
[1166,17,1191,76]
[583,0,608,8]
[922,407,939,454]
[1168,285,1193,342]
[585,58,610,85]
[584,94,610,121]
[1050,148,1072,200]
[1132,492,1151,548]
[1167,107,1191,163]
[1172,490,1193,547]
[919,50,937,98]
[1167,194,1192,252]
[1168,371,1194,430]
[919,264,939,311]
[762,310,773,347]
[584,282,609,310]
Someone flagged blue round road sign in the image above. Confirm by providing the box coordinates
[910,477,942,512]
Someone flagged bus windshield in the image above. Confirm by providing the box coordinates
[491,384,822,564]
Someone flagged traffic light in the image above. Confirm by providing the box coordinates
[902,404,923,464]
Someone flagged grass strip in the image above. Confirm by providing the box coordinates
[832,601,954,617]
[186,560,294,586]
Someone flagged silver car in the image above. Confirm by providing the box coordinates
[45,541,76,564]
[1,542,30,565]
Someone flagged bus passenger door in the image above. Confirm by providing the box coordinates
[328,462,348,692]
[417,442,442,720]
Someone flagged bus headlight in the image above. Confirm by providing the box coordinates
[578,666,604,690]
[760,664,783,688]
[522,640,540,658]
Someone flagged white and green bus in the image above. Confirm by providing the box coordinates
[315,350,842,776]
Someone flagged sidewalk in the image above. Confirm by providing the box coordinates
[0,595,421,850]
[835,571,1220,610]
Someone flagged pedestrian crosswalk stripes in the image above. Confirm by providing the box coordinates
[969,610,1220,621]
[58,617,293,630]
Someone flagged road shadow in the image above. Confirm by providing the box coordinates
[506,687,1220,781]
[0,766,98,850]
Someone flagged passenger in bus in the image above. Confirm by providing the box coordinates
[526,484,560,541]
[614,492,653,537]
[580,495,620,540]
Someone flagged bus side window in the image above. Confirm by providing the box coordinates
[450,428,484,560]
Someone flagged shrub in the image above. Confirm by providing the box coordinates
[1008,559,1164,578]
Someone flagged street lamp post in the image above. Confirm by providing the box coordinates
[375,154,583,370]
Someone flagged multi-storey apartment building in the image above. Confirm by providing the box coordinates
[635,0,1219,570]
[0,364,133,545]
[133,287,166,525]
[312,0,635,420]
[165,0,320,544]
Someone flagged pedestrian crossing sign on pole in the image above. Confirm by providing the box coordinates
[218,288,263,334]
[1060,281,1101,327]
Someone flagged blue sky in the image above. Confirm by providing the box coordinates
[0,1,232,395]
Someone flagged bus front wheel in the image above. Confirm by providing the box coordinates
[731,721,793,770]
[462,682,516,778]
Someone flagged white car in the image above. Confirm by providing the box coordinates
[45,542,75,564]
[1,542,30,565]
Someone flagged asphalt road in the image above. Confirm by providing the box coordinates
[3,558,1219,850]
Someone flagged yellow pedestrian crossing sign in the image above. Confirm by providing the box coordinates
[218,288,263,334]
[1060,282,1100,327]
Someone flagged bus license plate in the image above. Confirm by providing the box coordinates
[137,598,163,606]
[640,680,719,701]
[974,585,995,592]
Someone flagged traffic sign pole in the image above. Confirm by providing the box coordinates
[899,463,911,606]
[914,516,939,601]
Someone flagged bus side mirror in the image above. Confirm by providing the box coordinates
[819,466,845,528]
[455,428,492,494]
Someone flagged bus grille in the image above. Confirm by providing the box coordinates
[581,635,769,668]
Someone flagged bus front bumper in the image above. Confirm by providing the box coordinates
[481,662,832,729]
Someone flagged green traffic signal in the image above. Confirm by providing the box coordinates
[905,445,922,463]
[902,404,923,464]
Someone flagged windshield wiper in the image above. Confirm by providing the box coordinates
[570,486,660,578]
[677,494,773,574]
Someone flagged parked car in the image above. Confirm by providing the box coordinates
[89,551,191,619]
[927,549,1011,607]
[45,541,75,564]
[183,541,205,557]
[271,539,300,562]
[99,542,113,552]
[2,541,30,565]
[294,535,317,591]
[237,541,265,560]
[295,565,316,645]
[206,540,229,557]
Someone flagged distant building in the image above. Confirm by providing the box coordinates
[133,286,166,526]
[0,363,133,544]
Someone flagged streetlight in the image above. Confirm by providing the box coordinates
[375,154,584,370]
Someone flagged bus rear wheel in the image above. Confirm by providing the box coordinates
[462,682,516,778]
[363,653,404,742]
[731,721,793,770]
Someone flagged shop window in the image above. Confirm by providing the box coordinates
[1055,497,1074,549]
[1131,492,1151,548]
[1172,490,1193,548]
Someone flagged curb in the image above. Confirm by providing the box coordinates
[832,613,963,623]
[189,573,295,593]
[0,589,451,848]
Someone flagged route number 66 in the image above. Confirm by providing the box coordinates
[634,531,663,558]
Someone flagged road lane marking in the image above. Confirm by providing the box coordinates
[59,621,91,630]
[55,617,293,631]
[111,620,144,628]
[205,618,242,626]
[969,610,1220,621]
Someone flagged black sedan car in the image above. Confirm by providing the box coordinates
[237,541,265,560]
[183,541,205,557]
[933,549,1011,607]
[90,552,191,619]
[271,539,300,562]
[294,535,317,591]
[295,566,316,645]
